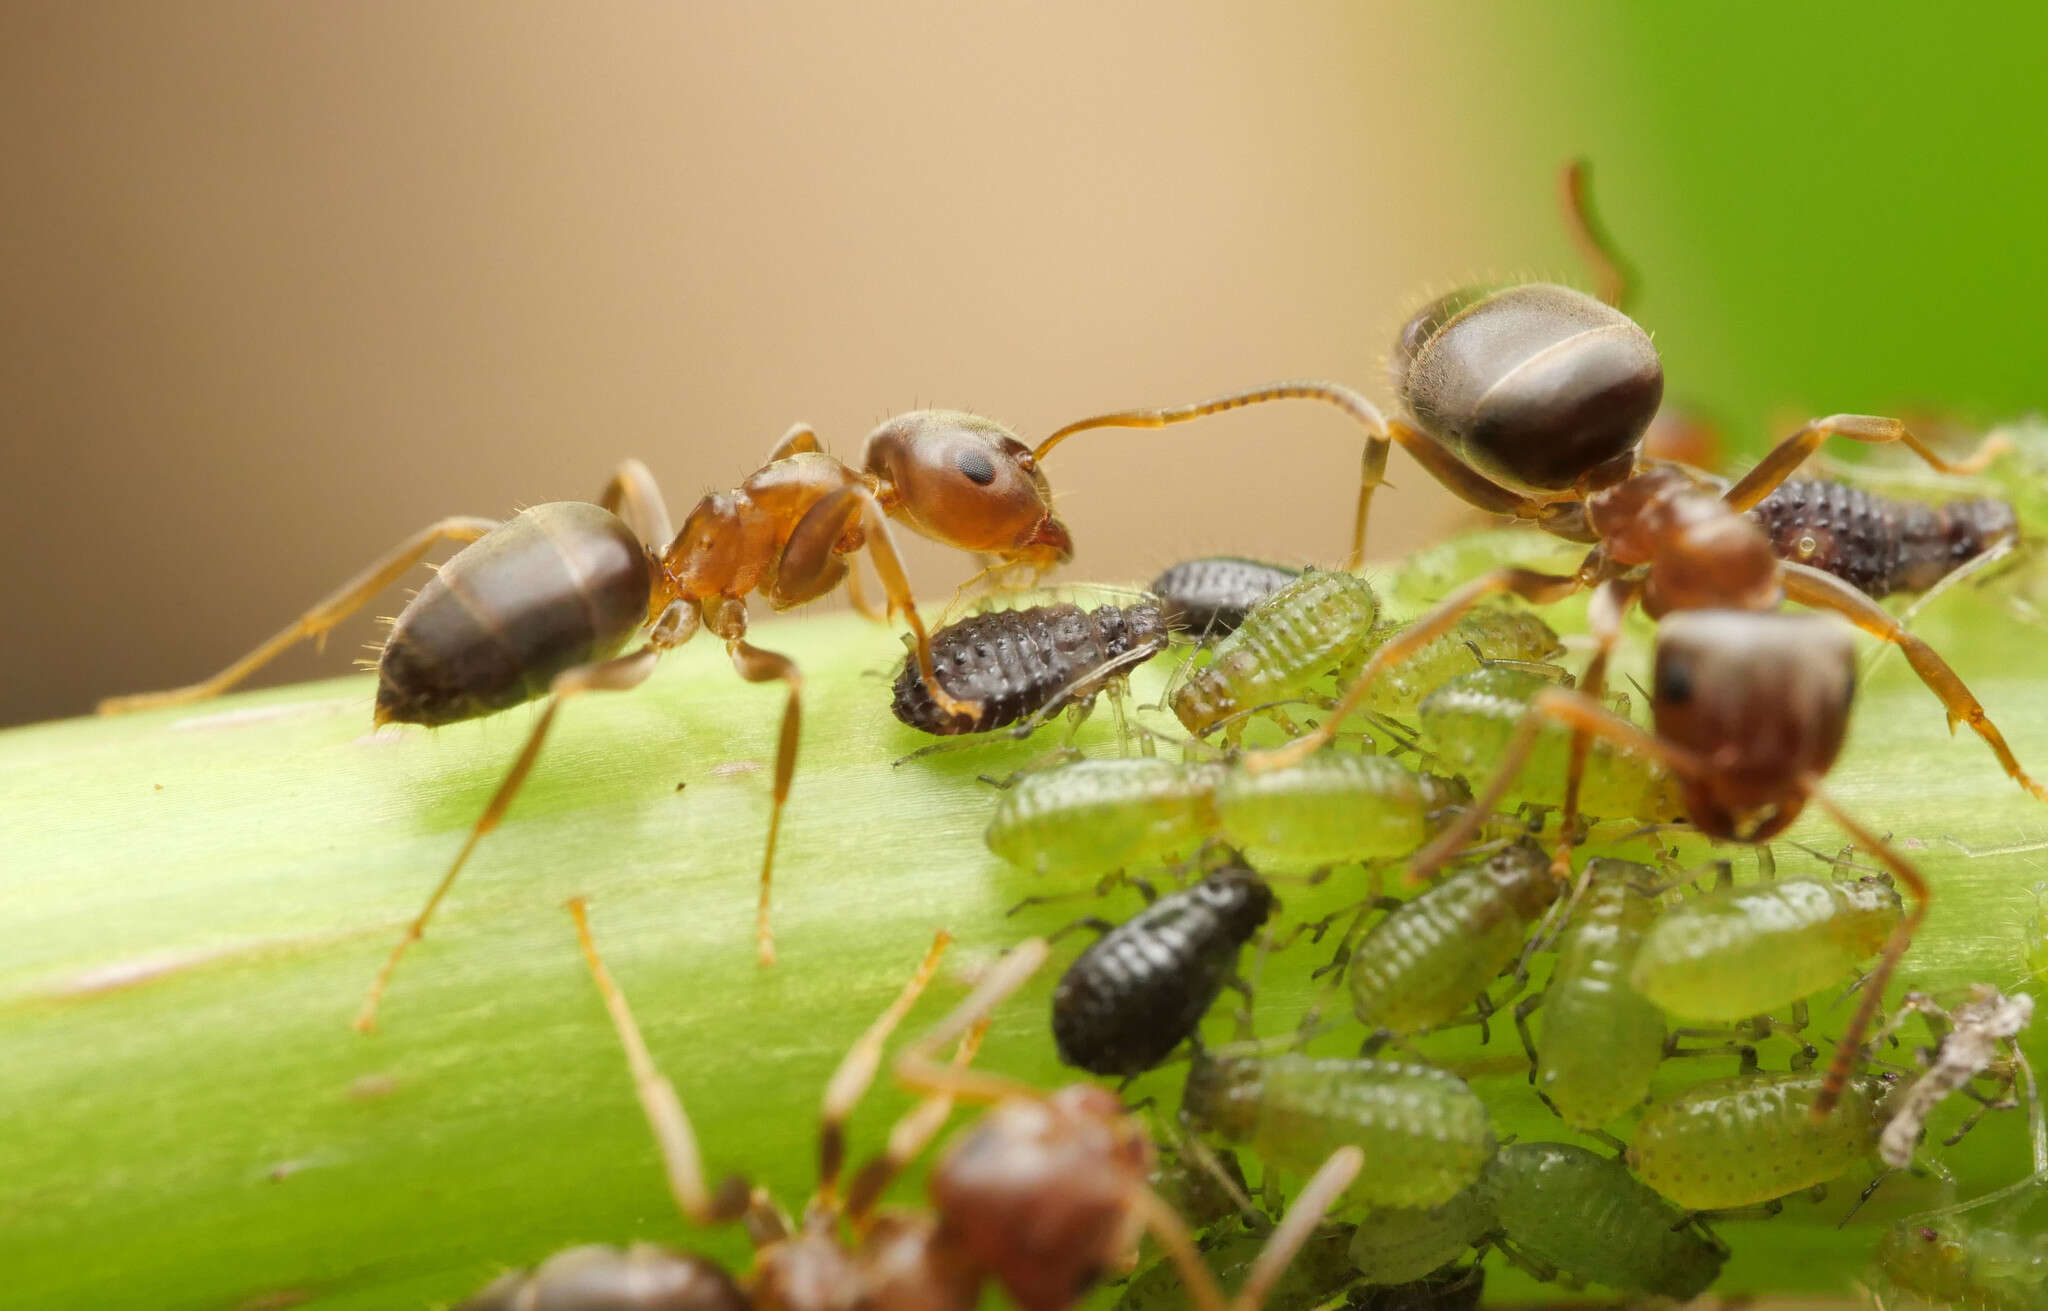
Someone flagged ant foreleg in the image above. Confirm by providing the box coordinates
[98,514,499,714]
[1555,578,1640,877]
[1781,561,2048,801]
[1723,414,2010,512]
[726,635,804,968]
[895,938,1052,1105]
[352,601,699,1031]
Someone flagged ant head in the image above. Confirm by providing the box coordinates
[929,1085,1150,1311]
[1393,283,1662,496]
[863,411,1073,569]
[1651,611,1855,839]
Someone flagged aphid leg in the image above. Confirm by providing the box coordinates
[98,515,500,714]
[843,1019,988,1225]
[1555,579,1640,878]
[597,458,676,549]
[1558,158,1632,310]
[1664,1028,1760,1074]
[1045,916,1118,945]
[1032,381,1397,569]
[720,627,805,969]
[813,930,953,1213]
[1723,414,2011,512]
[1783,562,2048,801]
[1247,566,1585,777]
[1230,1147,1364,1311]
[895,937,1053,1105]
[1803,782,1934,1119]
[566,898,753,1229]
[1513,995,1543,1084]
[1490,1237,1560,1285]
[353,602,698,1032]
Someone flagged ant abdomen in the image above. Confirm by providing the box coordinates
[1748,477,2017,598]
[455,1243,748,1311]
[891,601,1168,736]
[1051,867,1275,1076]
[1628,1070,1891,1209]
[1149,556,1303,639]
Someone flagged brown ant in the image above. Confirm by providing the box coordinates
[97,416,1073,1023]
[470,903,1363,1311]
[1027,168,2040,814]
[1396,608,1937,1120]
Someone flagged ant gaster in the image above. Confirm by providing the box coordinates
[99,415,1073,1025]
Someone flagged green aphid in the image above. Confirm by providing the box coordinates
[1527,859,1666,1129]
[1628,1069,1890,1209]
[1872,1189,2048,1311]
[1213,754,1470,875]
[1339,606,1564,718]
[1416,665,1685,822]
[983,757,1220,878]
[1347,840,1558,1036]
[1482,1142,1723,1301]
[1116,1222,1358,1311]
[1172,569,1380,736]
[1344,1178,1495,1286]
[1629,874,1903,1022]
[1182,1051,1496,1209]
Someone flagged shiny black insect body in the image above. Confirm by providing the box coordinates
[891,600,1169,735]
[1051,867,1275,1076]
[1150,556,1303,638]
[1748,478,2016,599]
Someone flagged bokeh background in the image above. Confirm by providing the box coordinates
[6,2,2046,728]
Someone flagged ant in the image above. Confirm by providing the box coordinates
[1027,164,2042,817]
[97,414,1073,1025]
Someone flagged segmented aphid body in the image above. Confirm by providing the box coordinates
[1339,607,1564,718]
[1628,1070,1889,1209]
[1181,1052,1496,1208]
[984,757,1220,878]
[457,1243,748,1311]
[1212,754,1471,874]
[1482,1142,1722,1300]
[1172,570,1381,735]
[1344,1180,1495,1286]
[891,600,1168,735]
[1629,875,1904,1022]
[1748,477,2017,599]
[1116,1222,1358,1311]
[1150,556,1304,639]
[1531,859,1666,1129]
[1051,867,1276,1076]
[1416,666,1685,822]
[1348,841,1559,1035]
[1873,1205,2048,1311]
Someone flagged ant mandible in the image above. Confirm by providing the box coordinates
[99,414,1072,1025]
[1027,164,2040,808]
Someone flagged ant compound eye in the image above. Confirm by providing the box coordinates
[1656,659,1693,706]
[956,447,997,486]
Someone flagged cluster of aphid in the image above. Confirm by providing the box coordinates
[98,163,2048,1304]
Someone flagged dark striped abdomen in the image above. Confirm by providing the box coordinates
[891,601,1168,735]
[377,502,652,726]
[1748,478,2016,598]
[1148,556,1302,638]
[1050,868,1273,1076]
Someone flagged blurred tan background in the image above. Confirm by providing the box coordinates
[1,1,1539,727]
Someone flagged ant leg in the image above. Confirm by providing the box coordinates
[1555,578,1641,876]
[767,422,823,462]
[895,938,1053,1105]
[1246,566,1586,776]
[567,898,752,1228]
[353,604,699,1031]
[726,635,803,968]
[843,1020,989,1224]
[1802,782,1932,1119]
[1781,561,2048,801]
[597,458,676,549]
[1230,1147,1364,1311]
[813,930,952,1212]
[1558,159,1631,310]
[1724,414,2010,512]
[844,564,889,622]
[98,515,499,714]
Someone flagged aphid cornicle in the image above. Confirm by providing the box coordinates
[1346,840,1559,1037]
[1747,477,2018,600]
[1150,556,1304,639]
[1523,858,1666,1129]
[1480,1141,1723,1301]
[891,600,1168,736]
[1343,1179,1495,1286]
[1181,1051,1496,1209]
[1416,666,1685,823]
[1628,872,1904,1023]
[1172,569,1381,737]
[1627,1069,1891,1209]
[1051,866,1276,1076]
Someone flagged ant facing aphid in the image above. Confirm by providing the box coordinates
[99,415,1073,1021]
